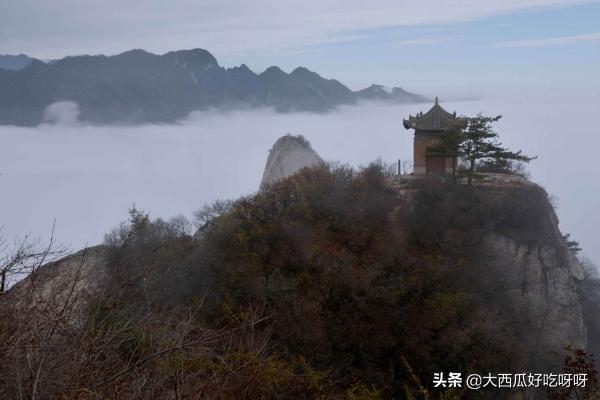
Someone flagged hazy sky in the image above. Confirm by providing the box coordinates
[1,0,599,94]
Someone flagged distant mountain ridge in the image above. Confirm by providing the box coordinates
[0,54,33,71]
[0,48,428,126]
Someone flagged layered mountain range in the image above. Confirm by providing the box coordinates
[0,48,427,126]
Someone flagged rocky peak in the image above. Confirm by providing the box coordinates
[163,48,219,70]
[114,49,157,62]
[260,134,323,188]
[226,64,257,79]
[258,66,288,82]
[356,83,429,103]
[290,66,318,79]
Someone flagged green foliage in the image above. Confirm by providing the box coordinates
[475,158,528,176]
[462,114,535,184]
[426,114,535,185]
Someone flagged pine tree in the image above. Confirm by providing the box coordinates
[427,113,535,186]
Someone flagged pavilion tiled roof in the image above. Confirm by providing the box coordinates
[403,97,467,132]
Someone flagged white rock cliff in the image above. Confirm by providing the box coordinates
[260,134,323,188]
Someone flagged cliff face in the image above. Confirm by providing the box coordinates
[391,173,587,366]
[480,174,586,356]
[485,234,586,360]
[6,246,109,321]
[260,134,323,188]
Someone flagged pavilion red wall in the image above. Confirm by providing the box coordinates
[413,133,454,175]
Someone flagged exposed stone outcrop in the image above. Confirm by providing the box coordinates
[485,233,586,366]
[260,134,323,188]
[390,173,588,367]
[6,246,110,320]
[484,179,586,366]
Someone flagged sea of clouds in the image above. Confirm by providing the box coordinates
[1,89,599,265]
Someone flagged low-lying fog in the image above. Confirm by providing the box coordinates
[1,89,599,265]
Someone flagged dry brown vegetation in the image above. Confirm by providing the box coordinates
[1,164,599,399]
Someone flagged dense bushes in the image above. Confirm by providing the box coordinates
[0,295,338,399]
[1,163,594,398]
[103,208,197,309]
[190,165,548,396]
[407,178,557,248]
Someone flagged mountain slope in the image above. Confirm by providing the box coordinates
[0,54,33,71]
[0,48,428,126]
[355,84,426,103]
[5,164,593,398]
[4,132,598,397]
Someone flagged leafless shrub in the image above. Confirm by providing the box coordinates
[0,222,66,295]
[0,243,329,399]
[193,199,234,228]
[368,157,398,177]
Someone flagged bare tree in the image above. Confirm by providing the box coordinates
[193,199,234,228]
[0,222,66,295]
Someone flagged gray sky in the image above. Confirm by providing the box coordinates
[1,0,599,92]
